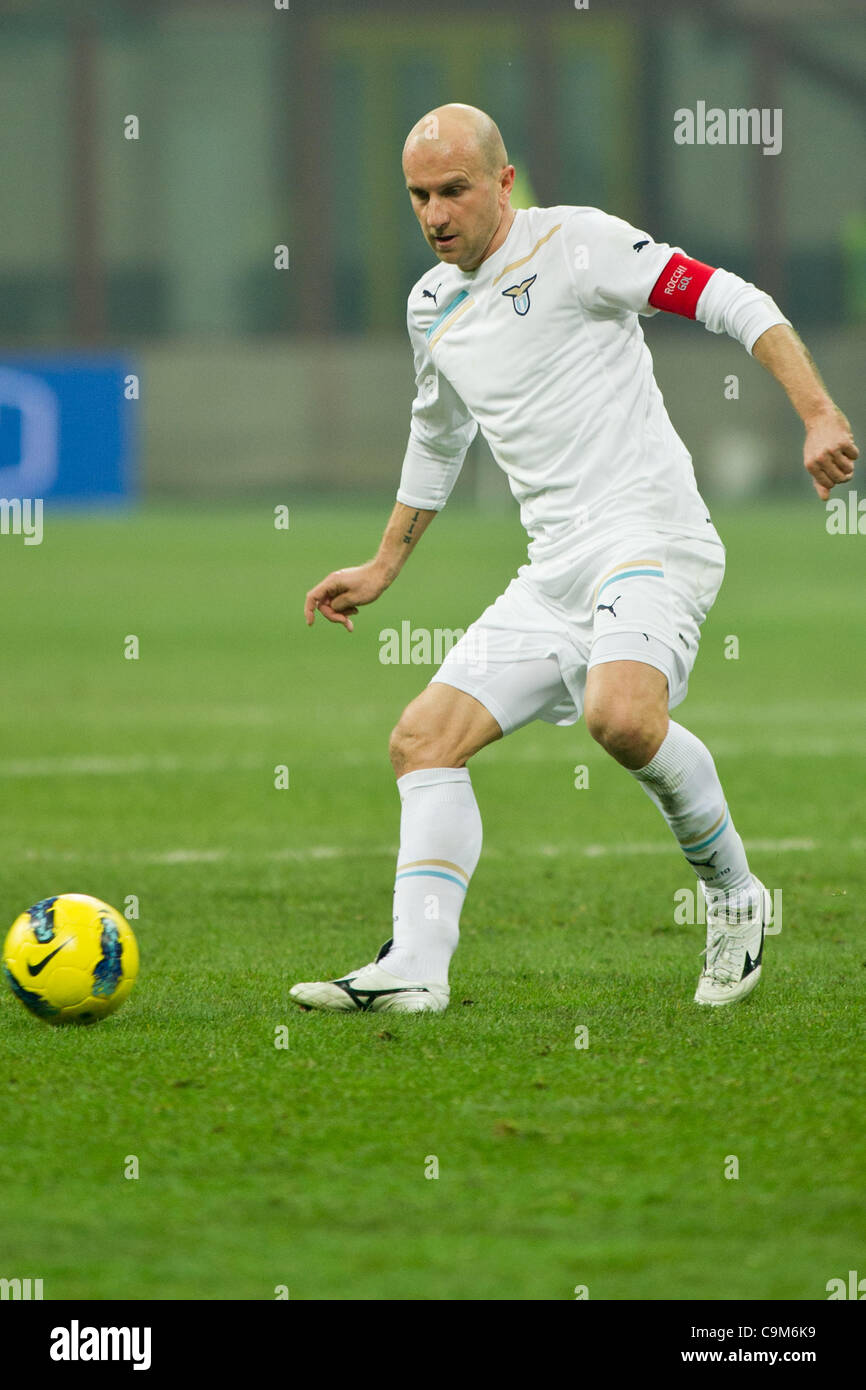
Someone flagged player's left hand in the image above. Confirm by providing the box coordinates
[803,405,858,500]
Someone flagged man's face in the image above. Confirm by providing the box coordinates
[404,142,508,271]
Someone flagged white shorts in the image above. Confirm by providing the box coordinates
[430,530,726,735]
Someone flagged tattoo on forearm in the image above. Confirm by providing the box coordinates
[402,510,420,545]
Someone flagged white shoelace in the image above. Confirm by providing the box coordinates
[702,927,742,984]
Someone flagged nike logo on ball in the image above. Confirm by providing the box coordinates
[27,939,73,976]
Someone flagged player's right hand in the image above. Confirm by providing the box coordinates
[304,562,390,632]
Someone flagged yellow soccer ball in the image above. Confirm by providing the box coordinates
[3,894,139,1025]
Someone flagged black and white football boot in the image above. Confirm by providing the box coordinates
[290,939,449,1014]
[694,878,770,1006]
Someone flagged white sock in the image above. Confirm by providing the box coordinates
[382,767,482,985]
[629,721,758,918]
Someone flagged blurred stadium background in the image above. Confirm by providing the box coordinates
[0,0,863,511]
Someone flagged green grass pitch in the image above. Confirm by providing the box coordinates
[0,498,863,1301]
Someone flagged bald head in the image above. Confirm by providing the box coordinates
[403,103,508,178]
[403,104,515,270]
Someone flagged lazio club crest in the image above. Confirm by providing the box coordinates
[501,273,537,316]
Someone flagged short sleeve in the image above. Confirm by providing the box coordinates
[396,301,478,511]
[563,207,680,317]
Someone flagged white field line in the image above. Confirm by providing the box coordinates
[15,837,820,866]
[4,702,866,730]
[0,753,266,777]
[464,736,866,760]
[343,740,866,762]
[1,738,864,778]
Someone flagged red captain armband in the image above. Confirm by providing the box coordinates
[648,254,716,318]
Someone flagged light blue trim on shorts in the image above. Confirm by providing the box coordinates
[597,567,664,596]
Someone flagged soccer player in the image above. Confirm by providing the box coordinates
[295,103,857,1014]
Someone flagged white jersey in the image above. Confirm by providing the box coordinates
[397,205,789,567]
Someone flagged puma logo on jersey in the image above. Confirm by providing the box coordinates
[422,283,442,305]
[501,274,537,316]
